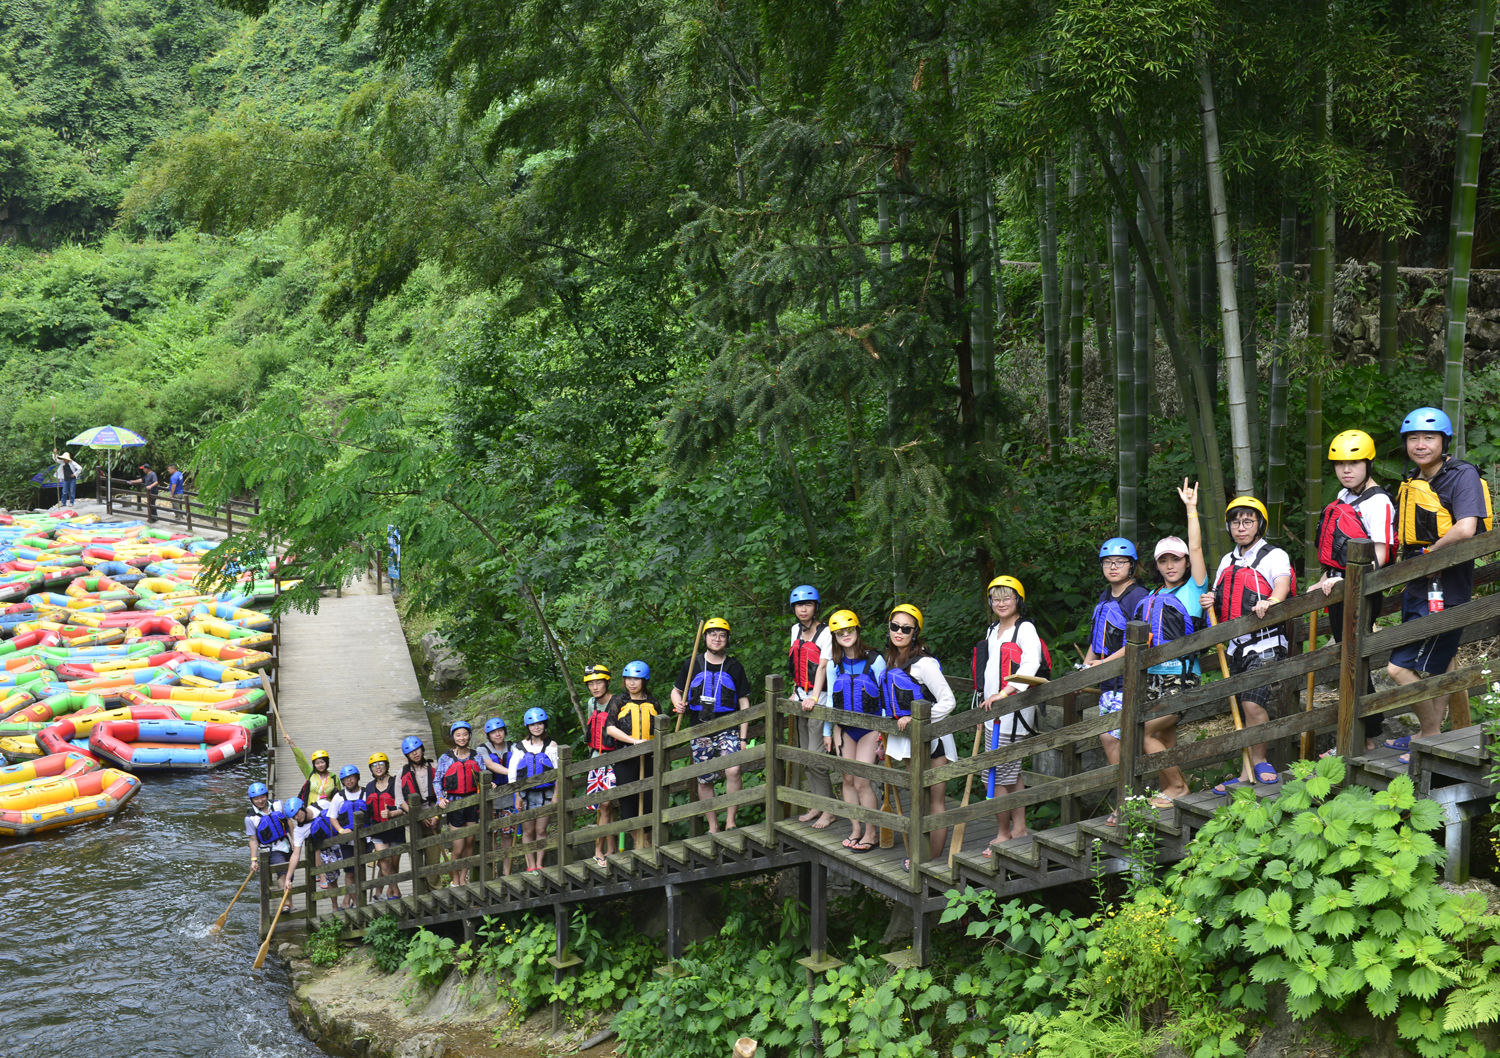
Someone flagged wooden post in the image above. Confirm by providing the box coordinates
[478,771,492,888]
[227,502,234,536]
[1060,691,1079,824]
[547,901,582,1031]
[1337,539,1375,760]
[554,745,573,871]
[352,813,366,909]
[185,495,193,533]
[665,881,684,961]
[907,702,926,888]
[764,675,782,827]
[303,834,317,929]
[409,805,427,899]
[1117,621,1149,813]
[258,847,271,934]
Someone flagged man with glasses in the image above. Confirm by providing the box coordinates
[1201,496,1294,792]
[671,617,751,833]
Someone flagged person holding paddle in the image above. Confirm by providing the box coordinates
[671,617,751,834]
[974,576,1044,851]
[245,781,292,881]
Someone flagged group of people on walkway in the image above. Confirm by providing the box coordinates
[244,404,1491,887]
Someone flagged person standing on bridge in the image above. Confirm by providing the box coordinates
[126,463,159,521]
[788,585,836,830]
[363,752,405,900]
[973,576,1045,851]
[399,736,442,876]
[298,748,338,809]
[807,610,885,853]
[882,604,956,867]
[436,720,483,887]
[51,450,82,507]
[245,782,292,883]
[582,664,619,867]
[166,463,185,517]
[671,617,752,834]
[606,661,659,852]
[508,708,559,872]
[477,718,515,876]
[328,765,368,910]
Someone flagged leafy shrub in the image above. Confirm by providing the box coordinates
[403,927,457,989]
[304,918,345,966]
[363,912,409,973]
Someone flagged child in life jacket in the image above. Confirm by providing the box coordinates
[808,610,885,852]
[363,752,405,900]
[582,664,618,866]
[399,736,442,875]
[327,765,368,909]
[1135,480,1211,805]
[436,720,483,886]
[1310,430,1394,753]
[297,748,337,808]
[478,717,514,876]
[788,585,836,829]
[507,708,560,872]
[670,618,752,834]
[882,604,956,866]
[245,781,291,881]
[604,661,660,851]
[1085,538,1150,821]
[974,576,1045,850]
[1201,496,1294,793]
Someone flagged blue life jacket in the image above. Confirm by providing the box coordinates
[515,744,555,789]
[481,745,510,786]
[1136,590,1197,675]
[1090,592,1130,658]
[254,809,289,846]
[881,666,927,719]
[306,811,340,842]
[689,666,740,715]
[336,797,368,830]
[832,658,882,717]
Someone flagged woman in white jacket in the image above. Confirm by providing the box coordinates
[881,603,955,866]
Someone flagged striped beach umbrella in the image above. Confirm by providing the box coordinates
[64,426,148,507]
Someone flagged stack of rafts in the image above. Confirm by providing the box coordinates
[0,509,293,838]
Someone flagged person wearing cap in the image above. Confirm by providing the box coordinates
[363,751,405,899]
[51,450,82,506]
[297,748,338,808]
[1135,480,1211,805]
[399,736,443,873]
[787,585,837,829]
[1387,407,1489,758]
[1310,430,1394,753]
[1201,495,1294,792]
[581,664,619,866]
[671,617,752,833]
[973,577,1043,849]
[126,463,160,521]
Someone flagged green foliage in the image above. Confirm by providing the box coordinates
[363,912,409,973]
[1168,755,1498,1057]
[402,926,457,990]
[304,918,346,966]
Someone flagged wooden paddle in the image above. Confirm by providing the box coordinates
[1205,607,1253,781]
[253,891,291,969]
[259,672,309,777]
[877,777,895,849]
[1300,609,1318,760]
[211,864,256,934]
[673,620,705,733]
[947,703,986,870]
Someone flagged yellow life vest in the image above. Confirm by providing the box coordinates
[1396,459,1493,547]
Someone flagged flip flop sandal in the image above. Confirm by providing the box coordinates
[841,837,859,850]
[1103,812,1120,826]
[1148,795,1174,809]
[1252,761,1280,785]
[1318,747,1339,759]
[1212,776,1245,796]
[1399,752,1411,765]
[1383,735,1412,751]
[850,840,876,853]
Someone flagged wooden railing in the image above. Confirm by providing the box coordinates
[103,472,260,534]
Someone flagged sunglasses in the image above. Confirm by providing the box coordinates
[888,622,917,635]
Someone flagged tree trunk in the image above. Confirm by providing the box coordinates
[1444,0,1498,455]
[1134,183,1151,486]
[1068,155,1085,435]
[1306,86,1335,559]
[1265,201,1295,539]
[969,181,995,444]
[1111,148,1138,541]
[1039,158,1063,455]
[1379,230,1399,375]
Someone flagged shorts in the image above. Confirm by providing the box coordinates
[1145,672,1200,702]
[517,787,552,812]
[690,728,743,784]
[1228,646,1284,712]
[839,725,872,746]
[585,765,616,811]
[337,842,355,861]
[268,849,290,871]
[1390,593,1464,677]
[981,723,1025,787]
[614,755,653,820]
[447,804,480,828]
[1099,689,1123,740]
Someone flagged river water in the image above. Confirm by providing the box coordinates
[0,753,329,1058]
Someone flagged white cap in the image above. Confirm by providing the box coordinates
[1154,536,1189,559]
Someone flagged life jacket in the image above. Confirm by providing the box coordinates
[881,664,928,719]
[688,662,740,715]
[1397,460,1493,548]
[335,796,368,830]
[254,809,290,847]
[972,622,1053,693]
[306,810,340,842]
[586,704,616,751]
[1136,590,1196,674]
[1316,484,1388,571]
[300,770,336,805]
[363,780,399,822]
[481,744,511,786]
[788,623,827,692]
[1089,590,1131,659]
[400,762,437,805]
[514,742,555,789]
[831,656,882,717]
[441,754,481,797]
[1213,547,1295,623]
[614,698,658,742]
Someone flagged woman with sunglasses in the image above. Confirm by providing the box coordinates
[808,609,886,852]
[881,604,956,866]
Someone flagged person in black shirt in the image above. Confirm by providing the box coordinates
[670,617,751,833]
[127,463,160,521]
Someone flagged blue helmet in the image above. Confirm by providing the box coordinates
[622,660,650,680]
[283,797,304,816]
[401,736,424,756]
[339,764,359,781]
[789,584,820,605]
[450,719,471,737]
[484,716,507,735]
[1098,538,1138,561]
[524,707,548,726]
[247,781,268,800]
[1402,406,1453,438]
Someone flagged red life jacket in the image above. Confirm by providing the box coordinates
[400,762,436,805]
[442,755,481,797]
[1213,547,1295,622]
[788,623,826,691]
[1316,485,1387,572]
[363,779,399,823]
[586,706,616,751]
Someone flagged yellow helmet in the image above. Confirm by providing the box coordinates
[703,617,731,634]
[1328,429,1376,462]
[1225,496,1269,532]
[581,664,611,684]
[368,751,390,767]
[827,609,861,632]
[311,749,330,764]
[889,604,924,632]
[986,575,1025,601]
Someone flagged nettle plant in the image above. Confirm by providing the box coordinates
[1167,755,1500,1058]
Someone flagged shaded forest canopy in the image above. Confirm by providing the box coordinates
[4,0,1500,716]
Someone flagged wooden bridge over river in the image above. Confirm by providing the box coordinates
[258,536,1500,970]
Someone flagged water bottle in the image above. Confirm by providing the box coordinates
[1427,577,1445,614]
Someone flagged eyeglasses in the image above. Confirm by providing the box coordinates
[889,622,917,635]
[1101,557,1132,567]
[1229,516,1259,527]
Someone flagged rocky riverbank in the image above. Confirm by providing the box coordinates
[279,944,616,1058]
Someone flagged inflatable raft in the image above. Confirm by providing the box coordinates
[0,767,140,837]
[89,718,250,771]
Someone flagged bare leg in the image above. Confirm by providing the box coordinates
[1144,715,1189,798]
[1387,660,1452,738]
[724,765,742,828]
[926,755,948,860]
[697,780,718,833]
